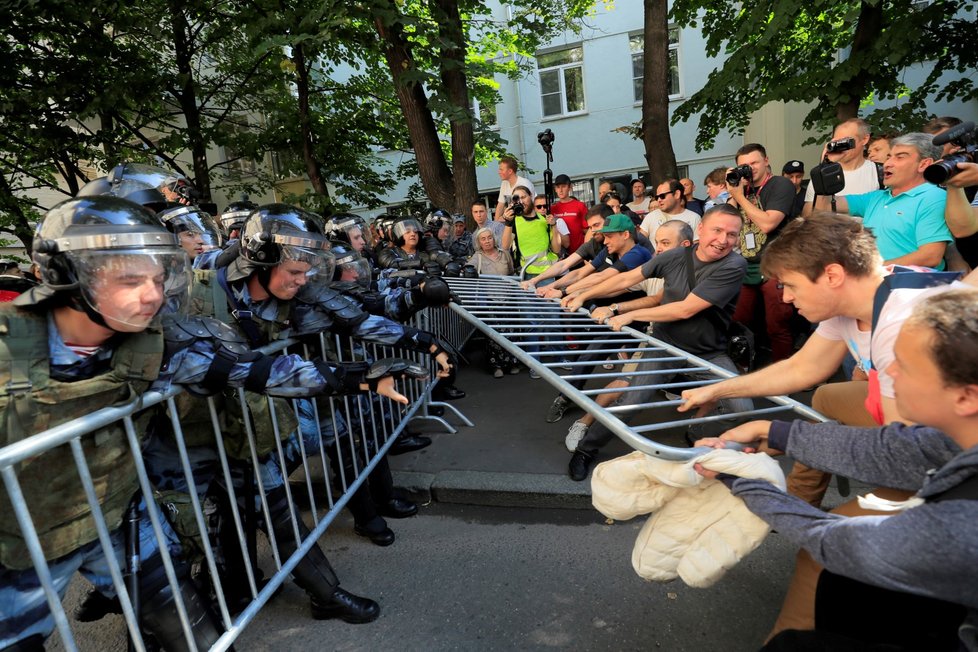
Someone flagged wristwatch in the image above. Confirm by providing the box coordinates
[609,303,620,315]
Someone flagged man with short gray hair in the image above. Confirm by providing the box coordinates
[815,132,952,269]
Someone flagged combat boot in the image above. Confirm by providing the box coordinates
[266,488,380,623]
[140,578,228,652]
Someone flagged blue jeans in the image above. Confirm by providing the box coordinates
[0,498,178,648]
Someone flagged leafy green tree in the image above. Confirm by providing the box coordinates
[670,0,978,151]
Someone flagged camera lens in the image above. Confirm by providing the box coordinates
[924,153,973,185]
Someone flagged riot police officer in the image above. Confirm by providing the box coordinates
[0,196,418,649]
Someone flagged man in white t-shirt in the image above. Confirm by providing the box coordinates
[802,118,881,216]
[626,178,652,216]
[638,178,701,239]
[679,213,976,505]
[495,155,535,222]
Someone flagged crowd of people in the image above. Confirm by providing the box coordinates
[490,116,978,650]
[2,111,978,651]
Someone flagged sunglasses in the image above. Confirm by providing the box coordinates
[654,191,676,200]
[534,203,547,209]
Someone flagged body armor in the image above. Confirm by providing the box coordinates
[0,304,163,569]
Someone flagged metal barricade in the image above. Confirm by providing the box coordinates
[446,275,825,461]
[0,321,468,652]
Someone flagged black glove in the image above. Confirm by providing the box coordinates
[366,358,430,391]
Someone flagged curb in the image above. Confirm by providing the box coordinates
[393,469,593,510]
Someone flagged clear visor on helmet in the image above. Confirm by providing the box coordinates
[220,209,253,237]
[393,219,422,240]
[276,236,336,287]
[162,207,224,258]
[335,254,372,289]
[70,249,191,331]
[342,222,372,252]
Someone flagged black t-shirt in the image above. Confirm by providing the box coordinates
[574,238,603,261]
[639,247,747,356]
[736,174,796,283]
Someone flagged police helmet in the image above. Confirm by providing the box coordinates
[326,212,372,252]
[424,208,451,231]
[26,196,191,330]
[77,162,200,212]
[391,218,423,247]
[329,241,372,289]
[158,205,224,259]
[219,199,258,237]
[239,203,335,282]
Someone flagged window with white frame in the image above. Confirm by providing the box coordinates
[537,46,585,118]
[630,29,681,103]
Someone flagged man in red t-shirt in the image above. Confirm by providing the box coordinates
[549,174,589,256]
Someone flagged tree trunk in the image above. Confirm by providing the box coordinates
[169,1,212,202]
[292,43,329,198]
[641,0,679,182]
[0,174,41,257]
[835,0,884,121]
[433,0,477,215]
[374,11,456,210]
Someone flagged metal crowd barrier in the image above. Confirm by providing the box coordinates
[0,316,469,652]
[445,274,825,461]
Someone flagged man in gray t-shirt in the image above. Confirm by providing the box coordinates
[564,205,753,480]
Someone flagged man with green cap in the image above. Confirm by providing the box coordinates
[559,214,652,307]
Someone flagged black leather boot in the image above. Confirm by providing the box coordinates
[310,587,380,624]
[140,578,228,652]
[266,489,380,623]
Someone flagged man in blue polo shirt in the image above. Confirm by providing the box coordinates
[816,132,952,269]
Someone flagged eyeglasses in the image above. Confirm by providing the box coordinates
[654,192,674,200]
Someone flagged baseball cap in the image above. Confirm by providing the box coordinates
[782,160,804,174]
[599,214,636,234]
[452,214,465,223]
[554,174,572,186]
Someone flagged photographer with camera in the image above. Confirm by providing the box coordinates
[801,118,880,217]
[501,185,561,277]
[495,156,535,223]
[814,133,952,270]
[926,119,978,267]
[726,143,797,362]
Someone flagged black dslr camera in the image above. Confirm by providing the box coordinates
[511,196,524,216]
[925,121,977,185]
[726,164,753,185]
[825,137,856,154]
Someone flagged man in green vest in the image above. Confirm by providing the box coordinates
[501,185,561,277]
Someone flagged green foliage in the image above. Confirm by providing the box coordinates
[0,0,601,233]
[669,0,978,151]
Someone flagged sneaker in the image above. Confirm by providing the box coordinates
[546,395,570,423]
[509,367,520,375]
[493,368,504,378]
[556,358,573,371]
[564,420,589,452]
[529,369,541,379]
[568,451,594,482]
